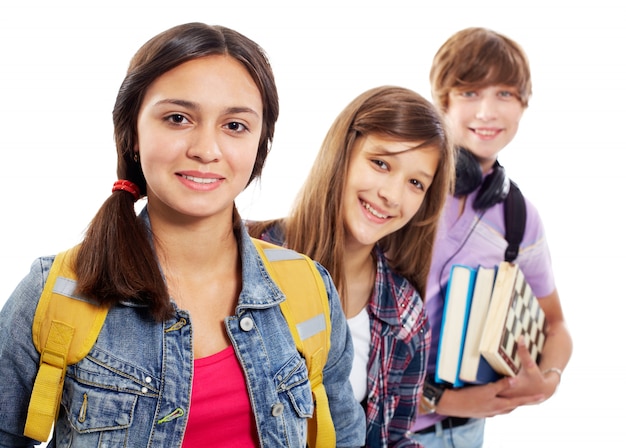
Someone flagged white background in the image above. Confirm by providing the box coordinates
[1,1,623,446]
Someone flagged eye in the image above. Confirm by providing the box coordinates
[459,90,477,98]
[224,121,249,133]
[410,178,425,191]
[166,114,190,125]
[498,89,519,100]
[371,159,389,170]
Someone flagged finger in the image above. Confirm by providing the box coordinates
[516,336,537,371]
[492,375,515,393]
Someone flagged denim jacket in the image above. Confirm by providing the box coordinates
[0,214,365,447]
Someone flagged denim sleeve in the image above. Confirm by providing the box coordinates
[0,257,52,447]
[315,262,366,447]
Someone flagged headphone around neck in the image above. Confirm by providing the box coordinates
[454,147,510,210]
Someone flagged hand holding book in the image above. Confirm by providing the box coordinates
[435,261,547,387]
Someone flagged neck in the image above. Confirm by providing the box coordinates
[149,206,239,274]
[342,246,376,318]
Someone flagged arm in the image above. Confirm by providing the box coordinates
[494,199,572,400]
[0,258,49,447]
[317,263,366,448]
[498,288,572,400]
[434,288,572,417]
[430,378,542,419]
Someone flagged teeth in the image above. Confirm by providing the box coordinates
[181,174,217,184]
[474,129,497,136]
[362,201,388,219]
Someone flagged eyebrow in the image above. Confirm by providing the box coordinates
[153,99,261,118]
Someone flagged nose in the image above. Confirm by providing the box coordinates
[378,176,403,208]
[475,95,498,121]
[187,126,222,163]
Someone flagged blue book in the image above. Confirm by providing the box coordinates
[435,264,477,387]
[466,356,501,384]
[459,265,502,384]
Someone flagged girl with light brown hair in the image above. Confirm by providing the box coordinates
[249,85,454,447]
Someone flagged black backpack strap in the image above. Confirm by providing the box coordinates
[504,181,526,262]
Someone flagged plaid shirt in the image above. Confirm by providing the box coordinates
[364,246,430,448]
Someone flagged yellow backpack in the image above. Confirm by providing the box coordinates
[25,239,335,447]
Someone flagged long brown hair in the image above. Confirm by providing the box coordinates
[250,86,453,308]
[75,23,279,320]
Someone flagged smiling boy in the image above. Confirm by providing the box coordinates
[408,27,573,447]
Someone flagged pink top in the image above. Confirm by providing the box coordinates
[182,346,259,447]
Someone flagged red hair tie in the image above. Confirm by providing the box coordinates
[112,180,141,201]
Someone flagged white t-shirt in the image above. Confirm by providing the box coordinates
[347,307,371,403]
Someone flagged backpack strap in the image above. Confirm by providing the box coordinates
[503,181,527,262]
[251,238,335,448]
[25,245,109,442]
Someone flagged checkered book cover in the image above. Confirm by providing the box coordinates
[479,262,547,377]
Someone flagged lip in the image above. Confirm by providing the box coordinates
[176,171,224,191]
[470,127,502,140]
[360,199,391,223]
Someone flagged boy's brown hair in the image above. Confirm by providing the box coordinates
[430,27,532,111]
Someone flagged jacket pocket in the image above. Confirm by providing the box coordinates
[274,353,314,418]
[62,379,137,432]
[56,350,152,446]
[54,378,138,447]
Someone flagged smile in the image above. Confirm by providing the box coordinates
[472,128,499,136]
[180,174,219,184]
[361,200,389,219]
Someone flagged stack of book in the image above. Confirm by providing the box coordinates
[435,262,547,387]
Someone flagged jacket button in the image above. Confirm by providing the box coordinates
[240,317,254,331]
[271,403,284,417]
